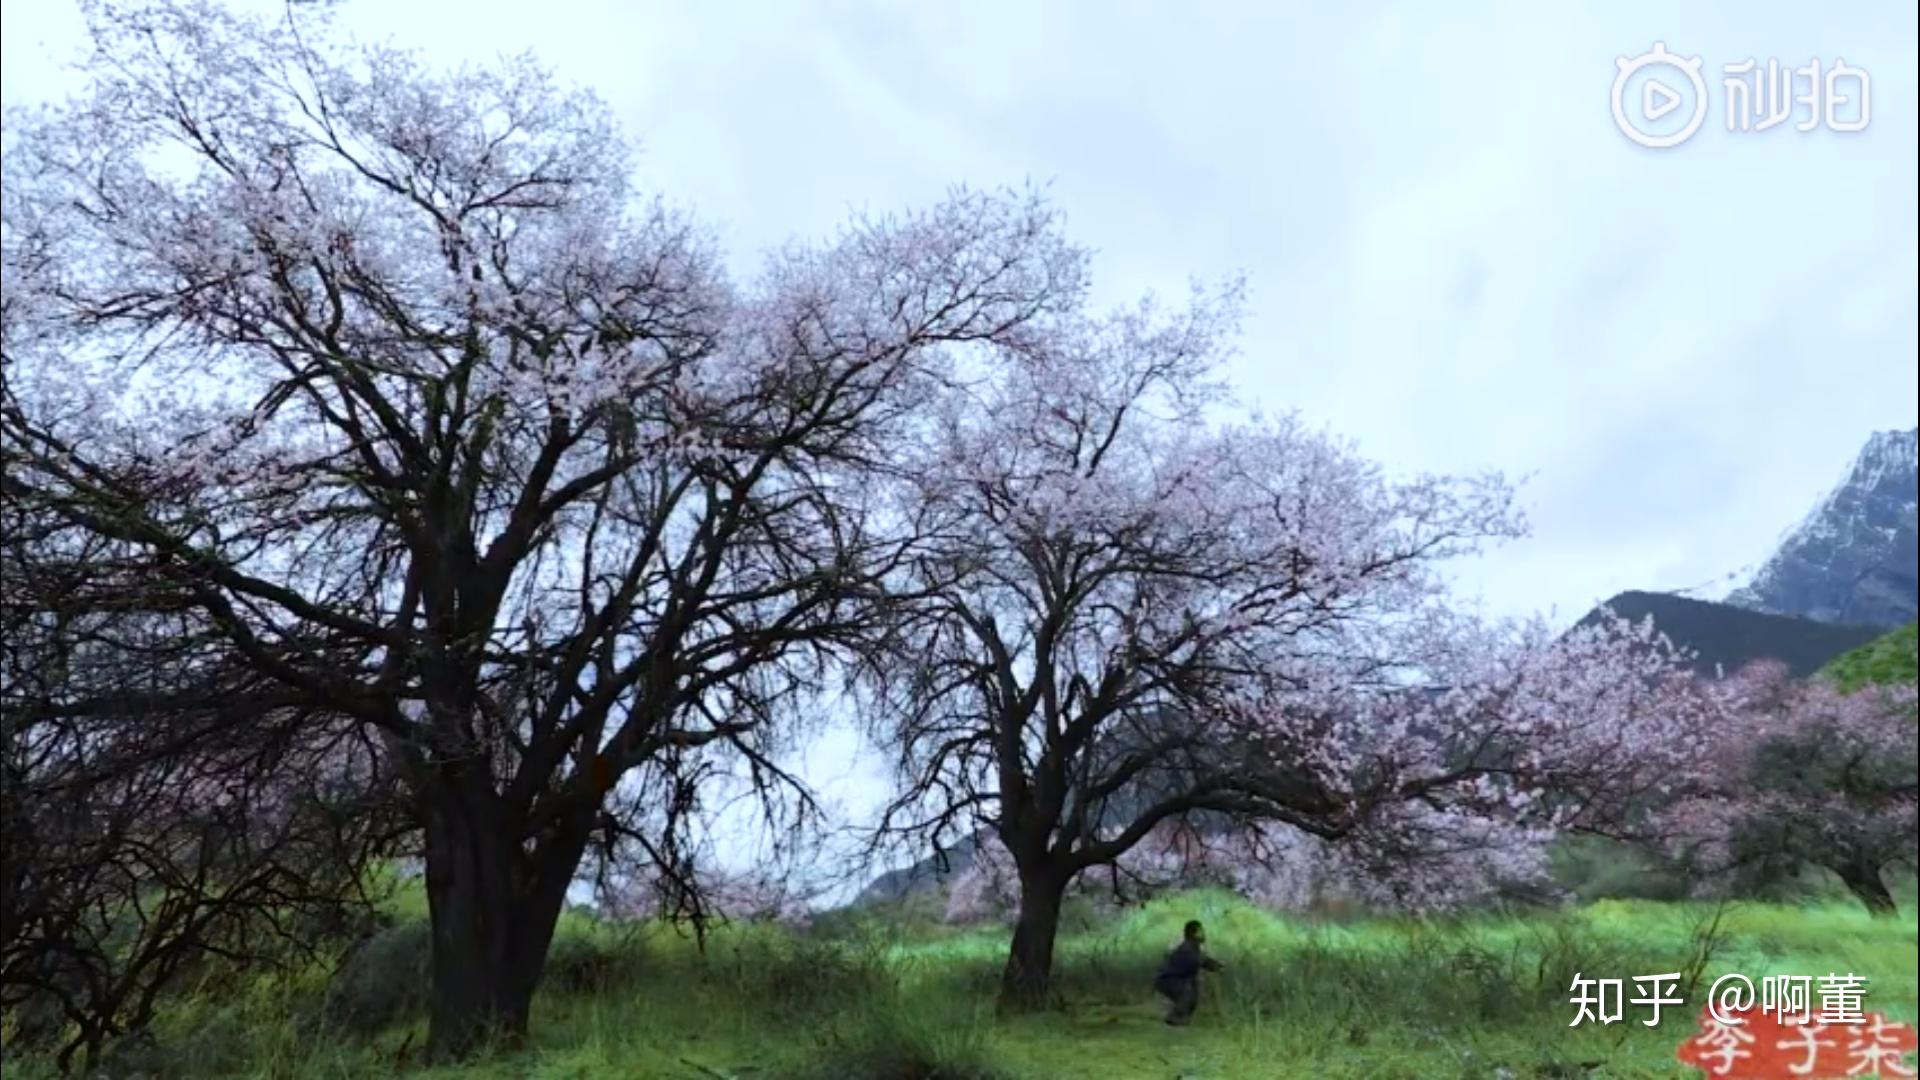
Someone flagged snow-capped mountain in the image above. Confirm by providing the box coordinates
[1727,428,1918,629]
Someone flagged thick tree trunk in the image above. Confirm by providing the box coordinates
[1835,860,1896,917]
[419,784,585,1061]
[998,870,1066,1012]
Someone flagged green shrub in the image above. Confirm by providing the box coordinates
[319,921,431,1035]
[544,932,637,995]
[1548,836,1690,901]
[1821,622,1919,693]
[709,934,894,1023]
[802,1003,1007,1080]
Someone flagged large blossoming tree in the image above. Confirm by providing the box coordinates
[0,1,1084,1057]
[869,284,1725,1009]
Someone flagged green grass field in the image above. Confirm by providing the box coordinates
[14,883,1912,1080]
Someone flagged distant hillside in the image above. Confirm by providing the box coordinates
[1729,428,1918,629]
[1819,622,1919,692]
[1577,590,1886,678]
[855,835,981,906]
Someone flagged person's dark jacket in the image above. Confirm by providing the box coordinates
[1155,939,1221,985]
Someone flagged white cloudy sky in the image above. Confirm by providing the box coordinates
[6,0,1915,882]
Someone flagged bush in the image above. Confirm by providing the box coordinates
[545,933,637,995]
[1821,623,1919,693]
[319,921,431,1035]
[802,1004,1006,1080]
[712,935,893,1022]
[89,1028,168,1080]
[1548,836,1690,901]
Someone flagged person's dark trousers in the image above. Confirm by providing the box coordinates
[1155,974,1198,1025]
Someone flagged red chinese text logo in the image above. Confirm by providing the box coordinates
[1676,1004,1917,1078]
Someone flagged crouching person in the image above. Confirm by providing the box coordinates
[1153,919,1223,1026]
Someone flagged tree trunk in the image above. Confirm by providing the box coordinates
[419,784,584,1061]
[998,870,1066,1012]
[1835,860,1896,916]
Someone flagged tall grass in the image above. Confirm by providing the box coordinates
[4,884,1913,1079]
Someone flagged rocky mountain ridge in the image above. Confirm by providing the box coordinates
[1727,428,1918,629]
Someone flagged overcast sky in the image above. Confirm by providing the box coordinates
[6,0,1915,883]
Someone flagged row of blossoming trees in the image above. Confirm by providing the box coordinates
[936,657,1916,927]
[1,0,1912,1066]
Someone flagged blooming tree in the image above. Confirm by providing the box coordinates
[868,273,1724,1007]
[1,1,1082,1057]
[941,822,1313,924]
[1660,662,1918,915]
